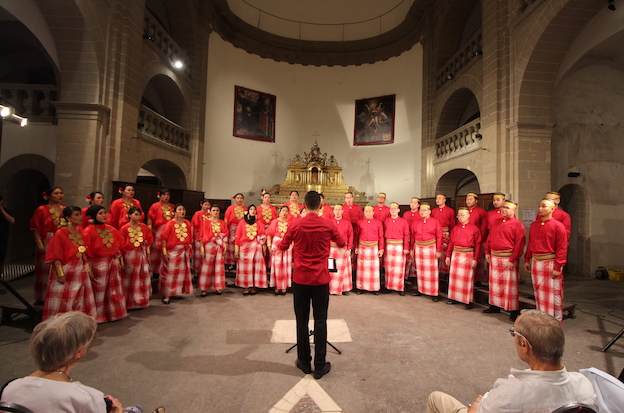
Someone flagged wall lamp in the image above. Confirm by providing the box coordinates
[173,59,184,69]
[142,33,154,41]
[0,104,27,127]
[472,50,483,57]
[608,0,616,10]
[446,73,454,80]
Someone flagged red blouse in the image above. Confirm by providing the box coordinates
[108,198,144,229]
[30,204,65,236]
[267,218,289,238]
[373,205,390,224]
[257,204,278,227]
[160,219,192,249]
[148,201,174,227]
[45,227,88,265]
[525,218,568,271]
[198,219,228,243]
[235,220,266,245]
[431,205,456,230]
[284,202,304,220]
[332,218,354,249]
[119,223,154,253]
[343,203,363,226]
[224,205,247,228]
[83,224,124,258]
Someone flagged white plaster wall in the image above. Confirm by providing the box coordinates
[552,64,624,270]
[0,122,57,166]
[203,36,422,204]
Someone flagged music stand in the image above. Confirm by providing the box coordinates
[285,329,342,355]
[0,269,41,325]
[602,327,624,352]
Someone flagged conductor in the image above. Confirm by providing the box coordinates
[279,191,345,379]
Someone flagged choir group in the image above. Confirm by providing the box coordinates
[29,185,569,324]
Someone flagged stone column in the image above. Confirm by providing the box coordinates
[52,102,111,206]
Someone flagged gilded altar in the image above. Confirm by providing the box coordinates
[266,142,366,206]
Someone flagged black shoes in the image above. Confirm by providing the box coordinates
[356,290,364,295]
[161,299,170,305]
[446,300,456,305]
[510,310,521,321]
[341,291,349,296]
[412,291,422,296]
[399,291,405,296]
[431,296,439,302]
[372,291,380,295]
[296,359,312,375]
[314,362,331,380]
[483,306,501,314]
[465,303,474,310]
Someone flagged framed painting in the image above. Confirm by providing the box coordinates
[233,85,276,142]
[353,94,395,146]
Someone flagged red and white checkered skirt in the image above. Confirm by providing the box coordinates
[474,254,485,282]
[531,258,564,323]
[159,245,193,297]
[90,255,127,323]
[236,240,268,288]
[198,238,226,291]
[35,232,54,302]
[447,250,475,304]
[439,231,450,273]
[149,224,165,274]
[122,246,151,309]
[329,246,352,294]
[415,244,439,296]
[404,254,416,279]
[384,243,406,291]
[488,256,520,310]
[225,224,237,266]
[270,236,292,290]
[356,244,380,291]
[193,240,203,274]
[42,258,97,321]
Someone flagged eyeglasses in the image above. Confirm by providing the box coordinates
[508,327,533,348]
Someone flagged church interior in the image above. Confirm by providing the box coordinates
[1,0,624,412]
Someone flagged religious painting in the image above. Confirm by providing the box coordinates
[353,94,395,146]
[233,85,276,142]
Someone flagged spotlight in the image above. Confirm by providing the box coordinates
[173,60,184,69]
[12,114,27,127]
[0,104,13,119]
[142,33,154,41]
[608,0,616,10]
[446,73,454,80]
[472,50,483,57]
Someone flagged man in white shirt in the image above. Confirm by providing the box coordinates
[426,309,597,413]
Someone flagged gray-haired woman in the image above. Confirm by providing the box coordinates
[0,311,164,413]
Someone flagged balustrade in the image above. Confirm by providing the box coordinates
[138,105,190,152]
[436,31,482,89]
[0,84,57,122]
[435,118,482,160]
[143,9,191,77]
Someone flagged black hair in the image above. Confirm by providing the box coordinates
[88,191,104,205]
[62,206,82,220]
[46,186,63,197]
[244,204,257,225]
[87,205,106,224]
[304,191,321,210]
[128,207,142,215]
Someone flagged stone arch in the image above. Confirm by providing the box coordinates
[139,159,187,189]
[432,0,481,71]
[559,184,591,278]
[515,1,604,125]
[435,168,480,199]
[0,154,55,263]
[140,74,187,127]
[434,86,481,139]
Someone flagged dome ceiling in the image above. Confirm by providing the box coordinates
[204,0,434,66]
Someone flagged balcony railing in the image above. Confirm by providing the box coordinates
[435,118,481,160]
[143,9,191,77]
[436,31,482,90]
[0,84,57,122]
[138,105,190,152]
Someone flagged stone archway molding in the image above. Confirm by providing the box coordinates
[140,159,187,190]
[0,154,55,196]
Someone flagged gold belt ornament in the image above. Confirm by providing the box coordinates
[359,240,378,247]
[491,250,513,257]
[533,253,556,261]
[415,239,436,246]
